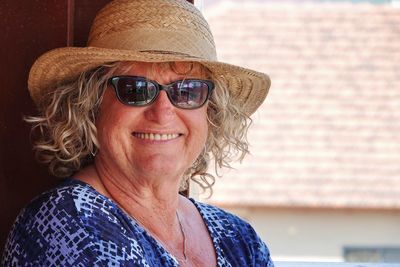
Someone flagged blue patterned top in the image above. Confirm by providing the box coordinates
[2,179,273,267]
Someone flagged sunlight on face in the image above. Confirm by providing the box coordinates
[95,62,210,184]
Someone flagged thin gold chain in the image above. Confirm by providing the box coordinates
[176,211,188,262]
[121,207,188,263]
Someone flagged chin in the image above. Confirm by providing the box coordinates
[135,156,187,176]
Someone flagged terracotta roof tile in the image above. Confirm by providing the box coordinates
[201,1,400,209]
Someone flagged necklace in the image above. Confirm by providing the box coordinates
[176,211,188,262]
[122,207,188,263]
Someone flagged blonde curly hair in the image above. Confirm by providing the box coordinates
[26,61,251,193]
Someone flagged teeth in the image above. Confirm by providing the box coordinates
[134,133,179,141]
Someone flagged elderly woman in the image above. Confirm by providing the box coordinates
[2,0,273,266]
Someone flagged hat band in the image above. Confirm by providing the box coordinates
[88,28,217,61]
[139,50,202,59]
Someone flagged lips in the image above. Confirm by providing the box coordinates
[132,132,181,141]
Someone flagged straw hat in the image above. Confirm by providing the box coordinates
[28,0,271,115]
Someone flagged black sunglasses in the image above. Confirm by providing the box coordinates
[108,76,215,109]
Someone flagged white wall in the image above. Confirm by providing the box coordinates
[225,207,400,262]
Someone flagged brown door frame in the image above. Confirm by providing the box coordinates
[1,0,195,253]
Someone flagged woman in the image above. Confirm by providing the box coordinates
[2,0,273,266]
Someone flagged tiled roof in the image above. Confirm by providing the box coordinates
[201,1,400,209]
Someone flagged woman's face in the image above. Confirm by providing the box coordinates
[95,62,209,183]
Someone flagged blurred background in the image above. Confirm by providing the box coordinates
[197,0,400,263]
[1,0,399,262]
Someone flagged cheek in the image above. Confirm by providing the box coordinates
[97,105,121,137]
[190,108,209,149]
[96,113,120,151]
[199,116,209,143]
[95,93,131,148]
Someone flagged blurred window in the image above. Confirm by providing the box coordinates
[344,247,400,263]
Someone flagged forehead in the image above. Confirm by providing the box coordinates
[115,61,209,81]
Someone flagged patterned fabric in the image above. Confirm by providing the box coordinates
[2,179,274,267]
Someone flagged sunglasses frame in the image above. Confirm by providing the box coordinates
[108,76,215,110]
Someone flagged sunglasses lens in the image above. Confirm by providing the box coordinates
[169,80,210,109]
[110,77,213,109]
[114,77,157,105]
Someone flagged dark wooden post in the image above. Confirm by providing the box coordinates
[0,0,195,252]
[0,0,111,253]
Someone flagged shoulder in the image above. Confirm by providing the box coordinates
[7,179,94,234]
[2,179,121,266]
[192,199,255,236]
[191,199,274,266]
[7,179,113,231]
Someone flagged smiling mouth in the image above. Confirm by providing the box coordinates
[132,132,181,141]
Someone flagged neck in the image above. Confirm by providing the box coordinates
[74,163,191,264]
[93,156,184,230]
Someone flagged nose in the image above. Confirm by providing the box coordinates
[144,91,175,123]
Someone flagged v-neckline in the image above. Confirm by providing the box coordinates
[68,178,222,266]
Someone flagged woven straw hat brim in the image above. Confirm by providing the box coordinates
[28,46,270,116]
